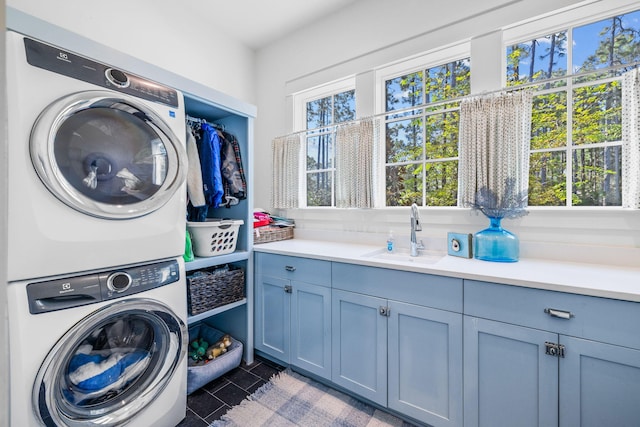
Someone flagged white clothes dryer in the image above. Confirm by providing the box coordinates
[6,30,188,281]
[7,257,188,427]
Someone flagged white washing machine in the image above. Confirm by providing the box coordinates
[7,257,188,426]
[6,30,188,281]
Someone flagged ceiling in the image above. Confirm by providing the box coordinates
[191,0,359,50]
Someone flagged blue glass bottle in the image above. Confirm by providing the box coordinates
[474,217,519,262]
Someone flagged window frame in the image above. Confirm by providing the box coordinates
[503,2,639,208]
[292,76,356,208]
[374,42,471,207]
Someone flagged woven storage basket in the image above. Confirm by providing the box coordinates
[187,267,245,315]
[187,219,244,257]
[254,226,294,244]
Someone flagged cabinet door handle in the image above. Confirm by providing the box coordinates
[284,285,293,293]
[285,265,296,272]
[544,308,574,319]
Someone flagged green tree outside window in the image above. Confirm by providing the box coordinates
[507,9,640,207]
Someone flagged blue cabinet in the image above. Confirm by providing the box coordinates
[464,316,559,427]
[290,281,332,378]
[388,301,463,427]
[464,279,640,427]
[255,274,290,361]
[331,289,387,406]
[560,336,640,427]
[331,291,463,426]
[254,253,332,379]
[332,263,463,427]
[255,254,640,427]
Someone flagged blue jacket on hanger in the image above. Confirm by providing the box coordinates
[200,123,224,209]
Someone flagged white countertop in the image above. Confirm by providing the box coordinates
[254,239,640,302]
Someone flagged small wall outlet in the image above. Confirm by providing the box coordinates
[447,232,473,258]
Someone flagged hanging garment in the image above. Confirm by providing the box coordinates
[186,128,206,207]
[199,123,224,209]
[220,131,247,204]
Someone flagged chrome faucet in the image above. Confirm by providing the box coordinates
[410,203,425,257]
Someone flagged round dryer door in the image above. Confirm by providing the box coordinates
[31,90,186,219]
[33,299,187,427]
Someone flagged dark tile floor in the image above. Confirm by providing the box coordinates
[176,356,285,427]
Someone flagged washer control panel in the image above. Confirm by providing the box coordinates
[27,259,180,314]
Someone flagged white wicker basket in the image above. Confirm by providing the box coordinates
[187,219,244,257]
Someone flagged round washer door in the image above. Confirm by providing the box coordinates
[33,299,187,427]
[31,90,186,219]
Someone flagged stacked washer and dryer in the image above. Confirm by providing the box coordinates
[5,29,190,426]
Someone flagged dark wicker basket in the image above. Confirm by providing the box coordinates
[187,267,245,315]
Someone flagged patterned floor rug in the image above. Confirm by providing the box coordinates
[210,369,416,427]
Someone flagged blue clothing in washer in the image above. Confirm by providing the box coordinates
[200,123,224,209]
[67,351,149,393]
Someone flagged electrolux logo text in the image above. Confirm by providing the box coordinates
[57,51,71,63]
[59,282,74,294]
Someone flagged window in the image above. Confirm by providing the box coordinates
[506,8,640,207]
[299,85,355,207]
[383,57,470,207]
[288,3,639,211]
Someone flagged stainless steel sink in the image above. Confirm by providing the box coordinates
[362,247,444,265]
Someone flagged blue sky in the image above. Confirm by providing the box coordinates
[573,9,640,71]
[509,9,640,77]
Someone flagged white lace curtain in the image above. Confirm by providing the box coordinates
[457,91,533,211]
[271,118,378,209]
[335,117,377,208]
[622,68,640,209]
[271,134,301,209]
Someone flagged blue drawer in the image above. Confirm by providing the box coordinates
[332,262,462,313]
[256,253,331,287]
[464,280,640,350]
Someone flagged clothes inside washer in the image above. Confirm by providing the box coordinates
[67,351,150,394]
[64,318,154,405]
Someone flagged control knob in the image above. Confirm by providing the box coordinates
[105,68,130,88]
[107,271,132,293]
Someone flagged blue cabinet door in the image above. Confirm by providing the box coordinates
[291,280,332,379]
[464,316,559,427]
[332,289,387,406]
[254,275,290,362]
[560,336,640,427]
[388,301,463,427]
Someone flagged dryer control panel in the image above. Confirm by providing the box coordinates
[26,259,180,314]
[23,36,179,108]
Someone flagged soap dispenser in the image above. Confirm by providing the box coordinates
[386,231,395,253]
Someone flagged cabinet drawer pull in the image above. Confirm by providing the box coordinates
[284,285,292,293]
[544,308,574,319]
[285,265,296,272]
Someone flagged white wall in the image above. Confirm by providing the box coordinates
[7,0,256,104]
[254,0,640,264]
